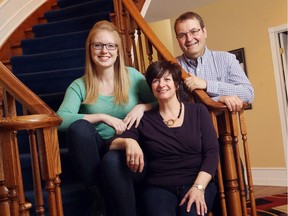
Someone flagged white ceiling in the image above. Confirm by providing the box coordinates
[142,0,216,23]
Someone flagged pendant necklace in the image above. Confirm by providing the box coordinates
[163,102,182,127]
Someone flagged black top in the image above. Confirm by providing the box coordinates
[111,102,219,186]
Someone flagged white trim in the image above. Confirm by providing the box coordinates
[250,167,287,186]
[0,0,45,45]
[0,0,8,9]
[268,24,288,167]
[141,0,151,18]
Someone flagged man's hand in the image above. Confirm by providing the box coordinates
[218,95,243,112]
[184,74,207,92]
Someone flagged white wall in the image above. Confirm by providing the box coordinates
[0,0,45,45]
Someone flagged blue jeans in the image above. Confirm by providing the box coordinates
[101,150,147,216]
[142,182,217,216]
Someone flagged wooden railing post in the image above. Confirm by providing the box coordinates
[0,129,20,216]
[218,111,242,215]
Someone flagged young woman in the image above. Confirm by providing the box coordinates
[57,20,156,216]
[108,60,219,216]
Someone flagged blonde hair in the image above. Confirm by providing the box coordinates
[83,20,130,104]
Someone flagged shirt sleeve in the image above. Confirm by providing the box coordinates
[56,79,85,131]
[206,53,254,103]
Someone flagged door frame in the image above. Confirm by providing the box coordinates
[268,24,288,166]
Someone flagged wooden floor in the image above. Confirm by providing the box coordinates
[252,185,287,198]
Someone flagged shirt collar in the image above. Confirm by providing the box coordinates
[183,46,211,66]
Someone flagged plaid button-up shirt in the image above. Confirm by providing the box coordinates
[177,47,254,103]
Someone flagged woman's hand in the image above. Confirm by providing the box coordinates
[102,114,127,135]
[84,113,127,135]
[124,104,150,129]
[124,139,144,173]
[179,186,207,216]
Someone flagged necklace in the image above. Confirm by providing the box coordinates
[163,102,182,127]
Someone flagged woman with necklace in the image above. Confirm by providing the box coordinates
[108,60,219,216]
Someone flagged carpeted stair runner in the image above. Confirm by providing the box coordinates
[10,0,114,215]
[21,30,89,55]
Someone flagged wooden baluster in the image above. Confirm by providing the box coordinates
[157,51,163,61]
[36,127,63,216]
[54,175,63,216]
[216,161,228,216]
[0,85,10,215]
[119,1,131,66]
[145,38,153,65]
[124,12,133,66]
[136,27,146,72]
[46,180,57,216]
[218,111,242,216]
[0,85,3,117]
[0,129,19,216]
[28,129,45,216]
[13,131,29,216]
[0,142,10,216]
[129,19,139,70]
[51,127,63,216]
[239,110,257,216]
[230,112,247,216]
[210,111,228,216]
[113,0,129,65]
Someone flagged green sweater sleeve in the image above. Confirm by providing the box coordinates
[56,78,86,131]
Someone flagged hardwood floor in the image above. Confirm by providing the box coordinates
[252,185,287,198]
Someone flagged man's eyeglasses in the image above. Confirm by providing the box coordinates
[177,28,201,40]
[90,42,118,50]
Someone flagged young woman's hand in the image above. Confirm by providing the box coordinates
[102,114,127,135]
[123,104,148,129]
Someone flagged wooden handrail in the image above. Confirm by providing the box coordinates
[0,114,61,130]
[0,62,54,115]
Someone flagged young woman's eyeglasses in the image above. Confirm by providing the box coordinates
[177,28,201,40]
[90,42,118,50]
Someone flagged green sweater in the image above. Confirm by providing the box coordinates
[57,67,156,140]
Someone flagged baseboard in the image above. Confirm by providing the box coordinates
[249,167,287,186]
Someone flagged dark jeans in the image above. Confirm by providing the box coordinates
[101,150,147,216]
[142,182,217,216]
[67,119,107,215]
[67,119,107,187]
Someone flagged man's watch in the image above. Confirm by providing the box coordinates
[193,184,205,193]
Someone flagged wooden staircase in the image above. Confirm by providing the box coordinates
[0,0,257,215]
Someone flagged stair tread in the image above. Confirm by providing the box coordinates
[45,0,113,22]
[57,0,100,8]
[33,13,111,38]
[11,48,86,74]
[21,30,89,55]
